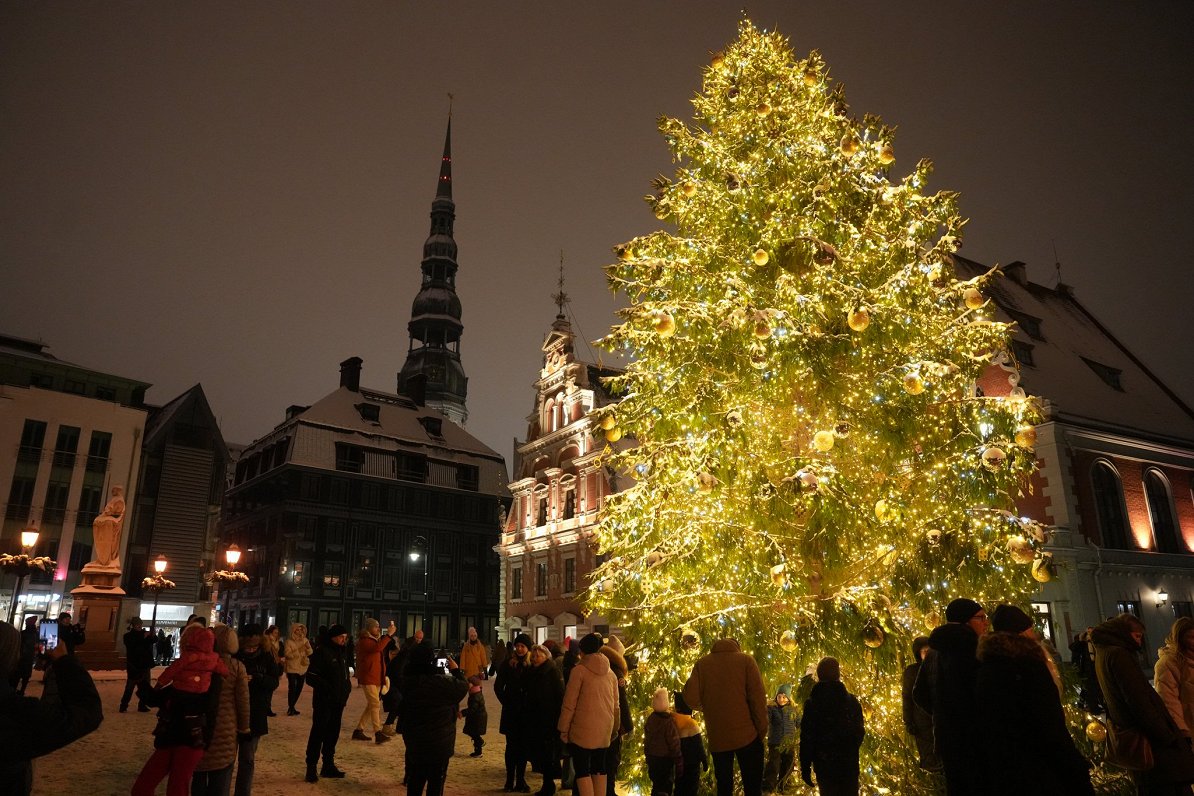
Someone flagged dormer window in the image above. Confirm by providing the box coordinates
[1004,308,1044,341]
[419,416,444,438]
[1011,340,1035,368]
[356,403,381,423]
[1081,357,1124,391]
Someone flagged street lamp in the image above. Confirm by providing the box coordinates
[142,555,175,635]
[409,535,429,641]
[3,527,41,623]
[225,544,242,568]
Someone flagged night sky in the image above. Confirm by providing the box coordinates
[3,3,1192,463]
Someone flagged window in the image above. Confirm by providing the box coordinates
[335,444,364,473]
[76,485,102,528]
[1116,600,1141,617]
[1091,462,1129,549]
[29,373,53,389]
[536,562,548,597]
[5,477,35,520]
[53,426,80,468]
[1005,309,1045,341]
[322,562,342,589]
[329,478,349,504]
[355,402,380,423]
[563,490,576,520]
[1144,469,1182,553]
[538,498,547,526]
[1030,602,1053,643]
[511,567,523,600]
[42,480,71,524]
[299,474,320,501]
[564,557,576,594]
[1011,340,1035,368]
[64,379,86,395]
[293,560,310,588]
[1172,601,1193,619]
[86,431,111,473]
[18,420,46,463]
[396,453,427,483]
[1081,357,1124,391]
[94,386,116,401]
[458,464,479,492]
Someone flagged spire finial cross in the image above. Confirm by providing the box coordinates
[552,250,570,316]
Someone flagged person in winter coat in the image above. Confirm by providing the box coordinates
[682,637,768,796]
[558,633,620,796]
[1155,616,1194,742]
[644,688,683,796]
[15,616,39,694]
[351,618,395,745]
[261,625,282,717]
[156,629,171,665]
[799,658,864,796]
[901,636,939,772]
[459,626,490,679]
[462,674,488,756]
[671,692,707,796]
[55,612,84,655]
[600,636,634,796]
[763,684,797,792]
[912,597,988,795]
[121,617,156,713]
[233,624,282,796]
[304,624,353,783]
[132,625,224,796]
[382,644,404,735]
[525,644,566,796]
[0,621,102,796]
[975,605,1093,795]
[490,639,509,676]
[1095,613,1194,795]
[283,623,312,716]
[495,633,534,792]
[191,623,251,796]
[397,644,470,796]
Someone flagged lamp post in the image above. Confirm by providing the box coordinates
[409,535,429,641]
[4,527,40,623]
[225,544,242,569]
[148,555,169,634]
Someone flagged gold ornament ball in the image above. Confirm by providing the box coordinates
[697,472,717,492]
[1007,535,1036,565]
[802,68,818,86]
[617,245,634,262]
[753,248,770,266]
[682,181,697,197]
[1015,425,1037,449]
[875,499,890,522]
[1032,557,1053,583]
[925,610,942,629]
[903,372,926,395]
[749,345,768,370]
[812,430,836,453]
[863,624,886,648]
[963,287,984,309]
[847,307,871,332]
[770,563,787,587]
[598,415,617,431]
[653,200,671,220]
[604,427,623,443]
[711,52,726,72]
[982,446,1007,470]
[680,627,701,651]
[755,102,771,117]
[779,630,798,652]
[651,310,676,338]
[834,422,851,439]
[840,134,860,156]
[927,263,944,283]
[797,469,819,491]
[926,529,943,546]
[753,320,772,339]
[646,551,663,568]
[1086,720,1108,743]
[878,142,895,165]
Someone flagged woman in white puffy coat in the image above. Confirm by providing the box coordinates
[284,624,314,716]
[1155,616,1194,737]
[557,634,619,796]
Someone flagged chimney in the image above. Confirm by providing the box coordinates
[340,357,363,392]
[1003,260,1028,286]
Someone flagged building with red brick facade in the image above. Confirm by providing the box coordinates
[961,255,1194,655]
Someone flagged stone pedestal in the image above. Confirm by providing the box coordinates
[71,565,127,671]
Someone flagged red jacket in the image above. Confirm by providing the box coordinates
[354,633,394,687]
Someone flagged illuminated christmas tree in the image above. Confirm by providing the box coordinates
[588,21,1050,793]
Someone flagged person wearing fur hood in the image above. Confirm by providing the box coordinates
[190,623,250,795]
[975,605,1092,795]
[283,623,313,716]
[1155,616,1194,739]
[557,633,620,796]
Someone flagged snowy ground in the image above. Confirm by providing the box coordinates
[28,668,599,796]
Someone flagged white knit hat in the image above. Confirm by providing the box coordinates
[651,687,670,712]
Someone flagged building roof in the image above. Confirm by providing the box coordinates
[0,332,150,387]
[955,255,1194,446]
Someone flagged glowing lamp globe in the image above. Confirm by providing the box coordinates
[153,555,168,574]
[20,529,39,549]
[225,544,242,568]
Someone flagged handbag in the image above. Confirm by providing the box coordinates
[1106,722,1155,771]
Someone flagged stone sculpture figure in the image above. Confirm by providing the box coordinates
[90,486,126,569]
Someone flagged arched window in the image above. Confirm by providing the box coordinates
[543,399,556,434]
[1144,469,1182,553]
[1091,461,1129,549]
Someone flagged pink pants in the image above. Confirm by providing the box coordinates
[131,746,206,796]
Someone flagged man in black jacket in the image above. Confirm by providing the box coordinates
[56,612,85,655]
[120,617,155,713]
[304,623,352,783]
[913,597,988,795]
[799,657,864,795]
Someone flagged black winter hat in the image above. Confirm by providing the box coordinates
[578,633,604,654]
[409,644,434,667]
[991,605,1034,633]
[945,598,984,623]
[512,633,533,650]
[327,624,349,639]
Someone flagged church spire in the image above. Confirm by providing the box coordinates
[397,111,468,426]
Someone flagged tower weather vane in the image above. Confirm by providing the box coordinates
[552,250,570,317]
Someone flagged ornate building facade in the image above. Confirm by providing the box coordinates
[497,303,625,645]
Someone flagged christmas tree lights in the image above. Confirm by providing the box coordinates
[586,21,1060,793]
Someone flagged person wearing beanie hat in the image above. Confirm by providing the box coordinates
[670,691,708,796]
[911,598,988,794]
[799,659,864,794]
[462,673,488,757]
[644,688,683,795]
[495,633,535,791]
[901,637,939,772]
[352,617,396,745]
[0,621,103,796]
[398,639,469,796]
[302,622,352,782]
[974,606,1094,794]
[763,684,797,792]
[458,626,491,680]
[524,644,566,796]
[558,630,620,796]
[681,638,768,796]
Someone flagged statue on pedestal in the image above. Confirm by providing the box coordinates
[88,486,125,571]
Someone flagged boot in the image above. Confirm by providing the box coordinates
[351,729,371,741]
[515,765,531,793]
[320,763,346,779]
[505,764,516,792]
[469,737,483,757]
[536,778,556,796]
[305,763,318,783]
[375,730,392,745]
